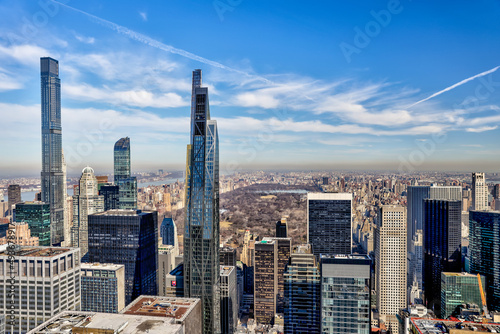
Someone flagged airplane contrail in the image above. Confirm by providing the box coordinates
[408,65,500,108]
[50,0,273,85]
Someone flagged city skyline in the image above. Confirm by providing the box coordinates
[1,1,500,177]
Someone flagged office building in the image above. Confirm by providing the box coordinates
[30,295,202,334]
[241,230,259,267]
[99,184,120,211]
[40,57,65,246]
[71,167,104,258]
[0,222,39,246]
[7,185,21,216]
[114,137,137,210]
[87,210,158,305]
[160,217,178,253]
[472,173,488,211]
[183,69,220,334]
[165,264,184,297]
[284,244,320,333]
[441,272,486,319]
[469,210,500,311]
[254,239,278,325]
[220,266,237,334]
[276,217,287,238]
[424,199,462,315]
[320,254,371,334]
[80,263,125,313]
[307,192,352,258]
[407,185,462,289]
[0,246,81,333]
[14,202,50,246]
[262,237,291,312]
[158,245,176,296]
[375,205,407,332]
[220,246,236,267]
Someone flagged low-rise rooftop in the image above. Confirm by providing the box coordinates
[121,296,200,323]
[0,246,73,257]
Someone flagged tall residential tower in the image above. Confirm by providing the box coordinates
[40,57,64,245]
[114,137,137,210]
[183,69,220,334]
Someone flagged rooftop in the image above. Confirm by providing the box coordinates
[0,246,73,257]
[307,192,352,200]
[81,263,125,271]
[411,318,500,334]
[121,296,200,323]
[220,266,235,276]
[28,311,182,334]
[320,254,371,260]
[92,209,152,217]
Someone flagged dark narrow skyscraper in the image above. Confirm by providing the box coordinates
[40,57,64,245]
[7,184,21,216]
[114,137,137,210]
[184,69,220,334]
[423,199,462,315]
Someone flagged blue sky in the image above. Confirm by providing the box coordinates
[1,0,500,177]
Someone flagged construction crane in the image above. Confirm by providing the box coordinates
[477,273,489,323]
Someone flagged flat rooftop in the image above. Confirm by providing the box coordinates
[121,296,199,323]
[92,209,153,217]
[0,247,72,257]
[81,263,124,271]
[220,266,235,276]
[28,311,182,334]
[411,318,500,333]
[307,192,352,200]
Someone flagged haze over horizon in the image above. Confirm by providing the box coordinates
[1,1,500,177]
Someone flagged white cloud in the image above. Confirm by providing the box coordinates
[466,126,498,133]
[139,12,148,21]
[0,44,51,66]
[74,34,95,44]
[0,69,23,91]
[64,83,188,108]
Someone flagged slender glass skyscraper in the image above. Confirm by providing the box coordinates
[41,57,64,245]
[114,137,137,210]
[184,69,220,334]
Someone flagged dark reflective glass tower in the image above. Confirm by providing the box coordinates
[184,69,220,334]
[40,57,64,245]
[114,137,137,210]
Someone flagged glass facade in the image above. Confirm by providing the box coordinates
[99,185,120,211]
[87,210,158,305]
[424,199,462,315]
[81,264,125,313]
[40,57,64,245]
[469,210,500,311]
[284,252,320,333]
[14,202,51,246]
[307,193,352,258]
[441,272,485,318]
[114,137,137,210]
[320,255,371,334]
[160,217,176,246]
[184,69,220,334]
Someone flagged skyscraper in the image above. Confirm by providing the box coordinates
[275,217,288,238]
[183,69,220,334]
[220,266,237,334]
[71,167,104,258]
[87,210,158,305]
[320,254,371,334]
[99,184,120,211]
[407,185,462,289]
[469,210,500,311]
[254,239,278,325]
[284,244,321,333]
[423,199,462,314]
[14,202,50,246]
[375,205,407,333]
[7,184,21,216]
[40,57,64,245]
[472,172,488,211]
[307,192,352,258]
[114,137,137,210]
[160,217,177,249]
